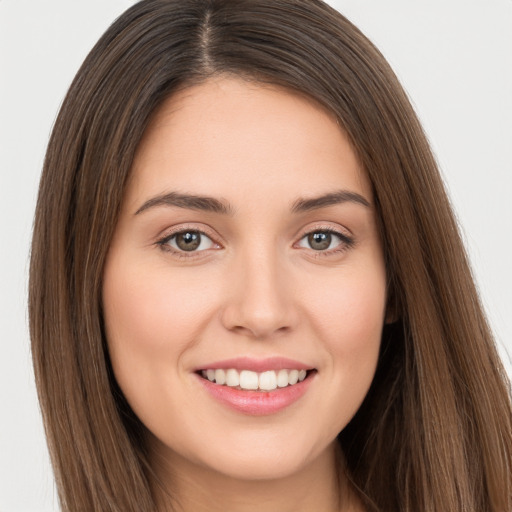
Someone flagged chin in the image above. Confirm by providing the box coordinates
[179,428,336,483]
[197,450,313,482]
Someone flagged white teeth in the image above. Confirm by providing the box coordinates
[214,369,226,385]
[201,368,310,391]
[225,369,240,387]
[259,370,277,391]
[239,370,259,390]
[277,369,289,388]
[288,369,299,385]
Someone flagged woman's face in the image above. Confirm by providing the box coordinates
[103,77,387,481]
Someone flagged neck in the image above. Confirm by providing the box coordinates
[149,440,358,512]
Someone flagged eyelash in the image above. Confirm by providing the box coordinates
[156,226,355,259]
[156,226,220,259]
[297,227,355,257]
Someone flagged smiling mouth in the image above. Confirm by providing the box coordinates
[198,368,315,392]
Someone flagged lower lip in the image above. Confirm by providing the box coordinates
[196,372,315,416]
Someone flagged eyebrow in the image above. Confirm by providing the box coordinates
[291,190,371,213]
[134,189,371,216]
[135,191,234,216]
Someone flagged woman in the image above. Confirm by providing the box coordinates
[29,0,512,510]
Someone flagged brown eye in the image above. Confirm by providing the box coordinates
[297,230,352,252]
[165,230,216,252]
[307,232,332,251]
[176,232,201,251]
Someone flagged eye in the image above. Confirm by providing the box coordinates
[297,230,352,252]
[160,230,216,253]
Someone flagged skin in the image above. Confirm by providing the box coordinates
[103,77,387,512]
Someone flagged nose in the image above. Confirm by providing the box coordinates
[220,247,299,340]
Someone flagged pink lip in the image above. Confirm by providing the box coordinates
[195,365,316,416]
[195,356,314,373]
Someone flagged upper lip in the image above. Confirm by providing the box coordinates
[195,357,315,373]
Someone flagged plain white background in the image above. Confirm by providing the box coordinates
[1,1,511,510]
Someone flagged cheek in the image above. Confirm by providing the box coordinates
[103,259,218,356]
[300,263,386,423]
[331,288,384,360]
[101,256,222,418]
[306,263,386,349]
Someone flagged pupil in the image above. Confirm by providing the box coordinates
[176,232,200,251]
[308,232,331,250]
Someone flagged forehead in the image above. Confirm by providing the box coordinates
[127,77,371,210]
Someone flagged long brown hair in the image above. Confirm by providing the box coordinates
[29,1,512,510]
